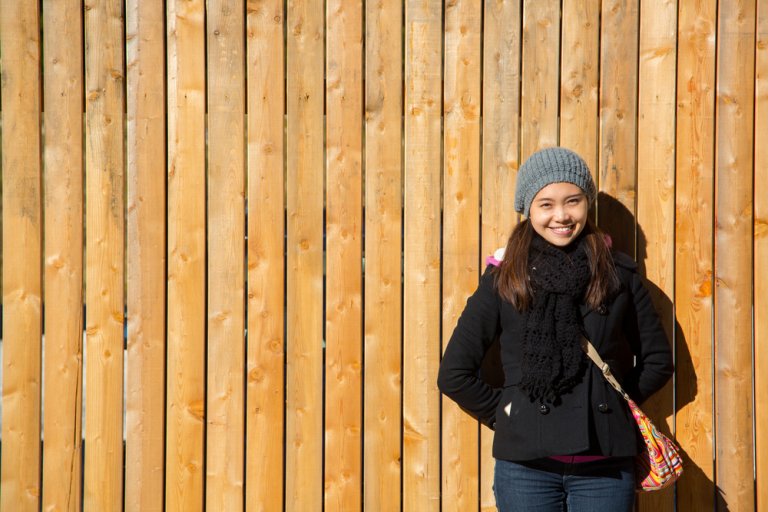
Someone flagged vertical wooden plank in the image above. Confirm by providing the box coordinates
[325,0,363,510]
[442,0,481,510]
[598,0,639,255]
[481,0,521,254]
[480,2,521,509]
[755,2,768,509]
[166,0,206,509]
[363,0,403,509]
[403,1,442,510]
[41,0,84,510]
[674,0,717,509]
[559,0,599,175]
[206,0,246,510]
[0,2,42,510]
[714,1,756,510]
[246,0,285,510]
[285,0,325,508]
[520,0,560,160]
[125,0,166,509]
[83,0,125,509]
[635,1,677,510]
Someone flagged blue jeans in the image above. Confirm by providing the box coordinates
[494,457,635,512]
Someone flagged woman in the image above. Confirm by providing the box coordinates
[437,147,673,511]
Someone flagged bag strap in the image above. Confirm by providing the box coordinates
[580,337,631,401]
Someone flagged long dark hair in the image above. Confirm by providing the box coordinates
[494,218,620,311]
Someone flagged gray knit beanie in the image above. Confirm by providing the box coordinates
[514,147,596,217]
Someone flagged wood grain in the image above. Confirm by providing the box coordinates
[363,0,404,509]
[755,2,768,509]
[598,0,639,255]
[714,1,757,510]
[480,2,521,508]
[560,0,600,176]
[83,0,125,509]
[206,0,246,509]
[674,1,717,509]
[325,0,364,510]
[403,1,442,510]
[42,0,84,509]
[520,0,559,160]
[442,0,482,509]
[636,0,677,509]
[285,0,325,508]
[0,2,43,510]
[125,0,166,509]
[246,0,286,510]
[166,0,207,509]
[1,3,766,511]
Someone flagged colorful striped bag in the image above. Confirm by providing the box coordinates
[627,397,684,490]
[582,338,683,492]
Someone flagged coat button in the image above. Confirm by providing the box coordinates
[539,404,550,415]
[598,402,609,413]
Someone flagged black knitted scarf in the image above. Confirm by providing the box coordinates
[520,233,591,404]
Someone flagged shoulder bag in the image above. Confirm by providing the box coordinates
[581,337,683,492]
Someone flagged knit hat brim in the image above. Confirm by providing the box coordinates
[514,147,596,217]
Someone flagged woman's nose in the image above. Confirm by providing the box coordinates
[554,206,570,221]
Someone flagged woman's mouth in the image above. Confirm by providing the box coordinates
[550,225,575,236]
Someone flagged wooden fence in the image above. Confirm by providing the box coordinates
[0,0,765,511]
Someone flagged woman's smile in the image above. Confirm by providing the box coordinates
[549,225,575,235]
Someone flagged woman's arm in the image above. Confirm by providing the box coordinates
[622,271,675,404]
[437,266,503,427]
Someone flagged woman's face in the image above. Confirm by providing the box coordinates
[528,182,589,247]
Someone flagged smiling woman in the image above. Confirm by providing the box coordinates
[437,147,673,512]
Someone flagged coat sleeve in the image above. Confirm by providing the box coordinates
[622,270,675,404]
[437,266,503,428]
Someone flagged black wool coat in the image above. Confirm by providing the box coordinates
[437,252,674,461]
